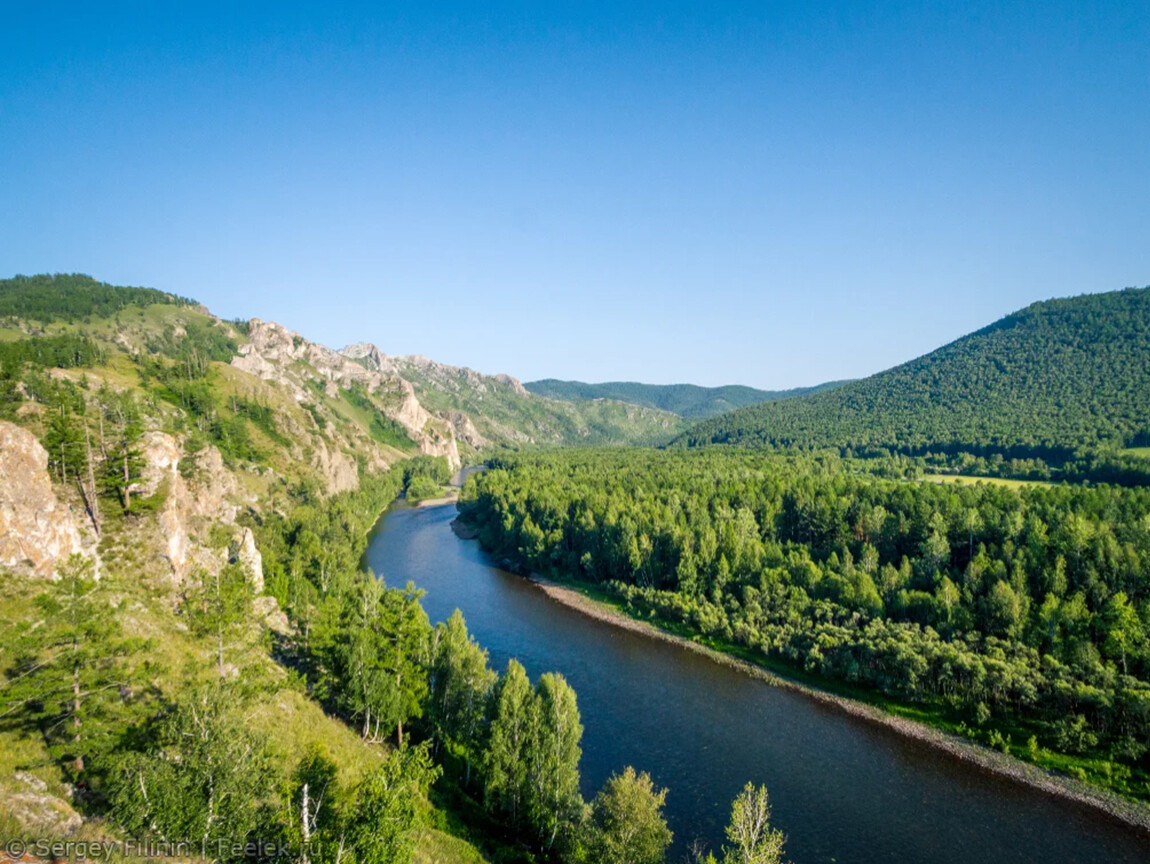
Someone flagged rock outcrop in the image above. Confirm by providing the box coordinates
[0,421,84,577]
[449,411,486,448]
[235,322,461,472]
[3,772,82,835]
[236,526,264,593]
[140,433,247,583]
[494,373,530,397]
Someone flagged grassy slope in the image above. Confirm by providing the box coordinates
[397,362,686,448]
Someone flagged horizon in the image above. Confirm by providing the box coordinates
[2,3,1148,389]
[7,271,1142,392]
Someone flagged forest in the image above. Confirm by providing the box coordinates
[0,274,189,323]
[676,287,1150,485]
[461,449,1150,799]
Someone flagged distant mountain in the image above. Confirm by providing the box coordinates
[524,379,847,421]
[345,347,685,450]
[676,287,1150,458]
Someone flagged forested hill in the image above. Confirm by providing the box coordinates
[525,378,846,420]
[676,287,1150,462]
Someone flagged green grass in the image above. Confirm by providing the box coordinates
[922,473,1052,488]
[1124,447,1150,459]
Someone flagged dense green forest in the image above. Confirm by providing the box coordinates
[524,379,847,421]
[0,274,188,323]
[676,288,1150,483]
[461,449,1150,799]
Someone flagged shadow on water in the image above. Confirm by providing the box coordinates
[366,502,1150,864]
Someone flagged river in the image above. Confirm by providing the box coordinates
[364,501,1150,863]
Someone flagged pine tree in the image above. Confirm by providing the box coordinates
[1,555,134,779]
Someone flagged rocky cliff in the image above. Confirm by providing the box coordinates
[237,322,460,470]
[0,421,85,577]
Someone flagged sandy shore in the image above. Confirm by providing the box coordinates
[444,515,1150,834]
[413,492,459,508]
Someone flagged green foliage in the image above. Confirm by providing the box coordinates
[464,449,1150,788]
[104,680,273,860]
[184,563,256,676]
[0,555,140,781]
[526,379,847,421]
[484,659,535,830]
[720,783,786,864]
[404,455,453,488]
[0,273,188,324]
[0,334,106,374]
[678,287,1150,484]
[346,743,441,864]
[584,766,672,864]
[428,611,496,786]
[407,475,445,503]
[342,383,417,449]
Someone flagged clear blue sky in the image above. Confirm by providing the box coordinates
[2,2,1147,388]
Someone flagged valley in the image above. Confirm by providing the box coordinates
[2,275,1149,864]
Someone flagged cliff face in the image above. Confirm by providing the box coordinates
[236,322,460,470]
[0,421,84,577]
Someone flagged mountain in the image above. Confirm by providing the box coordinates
[523,379,848,420]
[344,345,685,449]
[676,287,1150,461]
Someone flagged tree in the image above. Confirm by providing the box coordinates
[585,766,672,864]
[103,395,146,511]
[484,659,535,828]
[185,562,254,676]
[529,672,584,850]
[721,783,786,864]
[282,745,342,864]
[345,743,440,864]
[428,610,496,785]
[105,681,272,859]
[1,554,133,779]
[1102,591,1144,675]
[377,581,430,746]
[983,579,1024,640]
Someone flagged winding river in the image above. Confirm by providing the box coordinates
[365,502,1150,863]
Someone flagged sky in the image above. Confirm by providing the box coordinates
[2,2,1148,388]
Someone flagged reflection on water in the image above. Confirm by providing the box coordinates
[366,502,1150,864]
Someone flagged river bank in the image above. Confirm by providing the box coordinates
[448,515,1150,836]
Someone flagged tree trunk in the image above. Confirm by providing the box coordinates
[300,782,310,864]
[122,443,131,510]
[80,425,101,535]
[72,660,83,774]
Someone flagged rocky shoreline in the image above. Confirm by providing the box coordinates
[446,516,1150,836]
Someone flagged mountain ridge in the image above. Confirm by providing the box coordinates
[676,286,1150,470]
[524,378,849,420]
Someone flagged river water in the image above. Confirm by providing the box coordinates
[364,502,1150,863]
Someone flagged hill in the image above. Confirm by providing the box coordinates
[524,378,847,420]
[344,346,685,449]
[676,287,1150,473]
